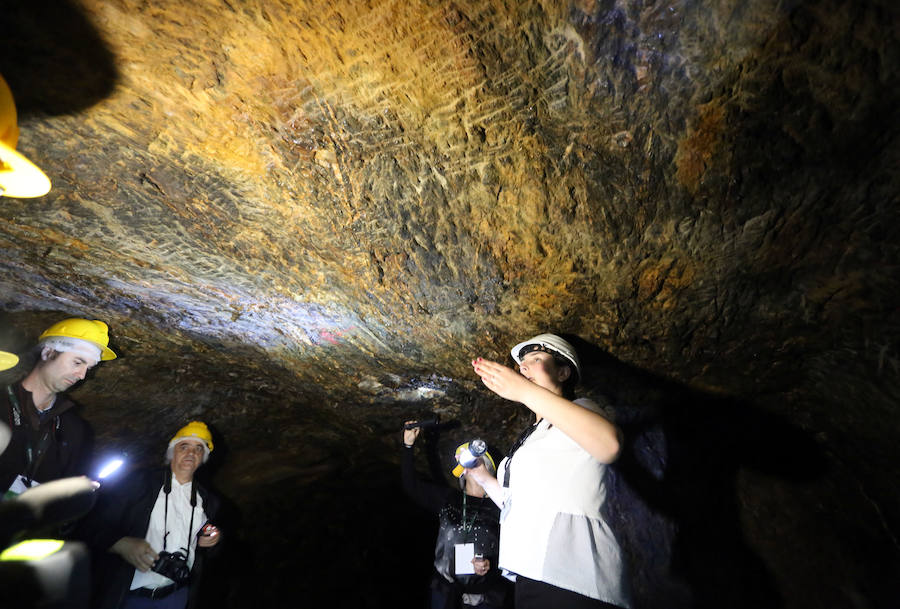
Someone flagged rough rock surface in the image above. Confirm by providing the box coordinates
[0,0,897,607]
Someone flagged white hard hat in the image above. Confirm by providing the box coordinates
[510,333,582,382]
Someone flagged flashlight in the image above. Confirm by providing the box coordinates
[456,439,487,469]
[96,458,124,480]
[403,416,440,430]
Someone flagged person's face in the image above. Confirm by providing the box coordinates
[38,351,97,393]
[518,350,570,393]
[170,439,205,482]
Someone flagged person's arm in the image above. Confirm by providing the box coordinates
[472,358,621,463]
[463,461,507,509]
[195,496,224,558]
[400,421,452,513]
[73,471,154,554]
[110,536,158,572]
[75,479,158,571]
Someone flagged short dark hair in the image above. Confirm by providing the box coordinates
[556,358,578,399]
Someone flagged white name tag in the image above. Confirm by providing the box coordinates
[454,543,475,575]
[3,474,38,500]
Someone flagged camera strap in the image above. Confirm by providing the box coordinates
[162,470,198,561]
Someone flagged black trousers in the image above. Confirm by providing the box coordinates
[514,576,624,609]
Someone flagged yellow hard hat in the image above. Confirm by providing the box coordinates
[0,350,18,371]
[0,74,51,198]
[170,421,214,452]
[38,318,117,361]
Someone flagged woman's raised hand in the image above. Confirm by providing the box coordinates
[472,357,532,403]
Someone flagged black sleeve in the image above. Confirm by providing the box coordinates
[59,412,93,479]
[74,470,156,552]
[401,445,453,515]
[197,488,224,559]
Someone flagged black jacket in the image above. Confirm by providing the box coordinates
[0,382,91,493]
[401,445,510,608]
[76,468,221,609]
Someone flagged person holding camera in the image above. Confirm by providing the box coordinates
[464,334,631,609]
[77,421,222,609]
[401,421,512,609]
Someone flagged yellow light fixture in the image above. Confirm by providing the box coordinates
[0,74,51,198]
[0,539,65,562]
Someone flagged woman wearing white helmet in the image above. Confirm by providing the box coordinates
[465,334,630,609]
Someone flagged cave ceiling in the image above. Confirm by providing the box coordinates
[0,0,898,590]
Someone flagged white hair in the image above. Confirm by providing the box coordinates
[165,437,210,464]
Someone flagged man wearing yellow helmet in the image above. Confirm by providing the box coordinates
[77,421,222,609]
[1,317,117,499]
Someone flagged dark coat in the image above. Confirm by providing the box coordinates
[401,446,511,608]
[0,382,91,493]
[76,468,221,609]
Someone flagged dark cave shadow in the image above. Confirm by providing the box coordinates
[563,336,829,609]
[207,456,435,609]
[0,0,118,116]
[190,423,248,609]
[187,421,438,609]
[420,419,463,483]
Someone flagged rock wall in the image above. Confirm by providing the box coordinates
[1,0,898,607]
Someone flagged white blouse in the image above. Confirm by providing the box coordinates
[496,398,630,607]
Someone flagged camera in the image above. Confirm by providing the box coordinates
[152,550,191,585]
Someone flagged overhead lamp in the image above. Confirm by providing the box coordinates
[0,74,51,198]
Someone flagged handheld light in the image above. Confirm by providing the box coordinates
[456,439,487,469]
[96,458,124,480]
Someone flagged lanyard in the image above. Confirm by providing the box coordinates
[502,422,540,488]
[6,385,57,483]
[460,491,478,533]
[6,385,22,427]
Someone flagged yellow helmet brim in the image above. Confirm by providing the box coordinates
[0,351,18,371]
